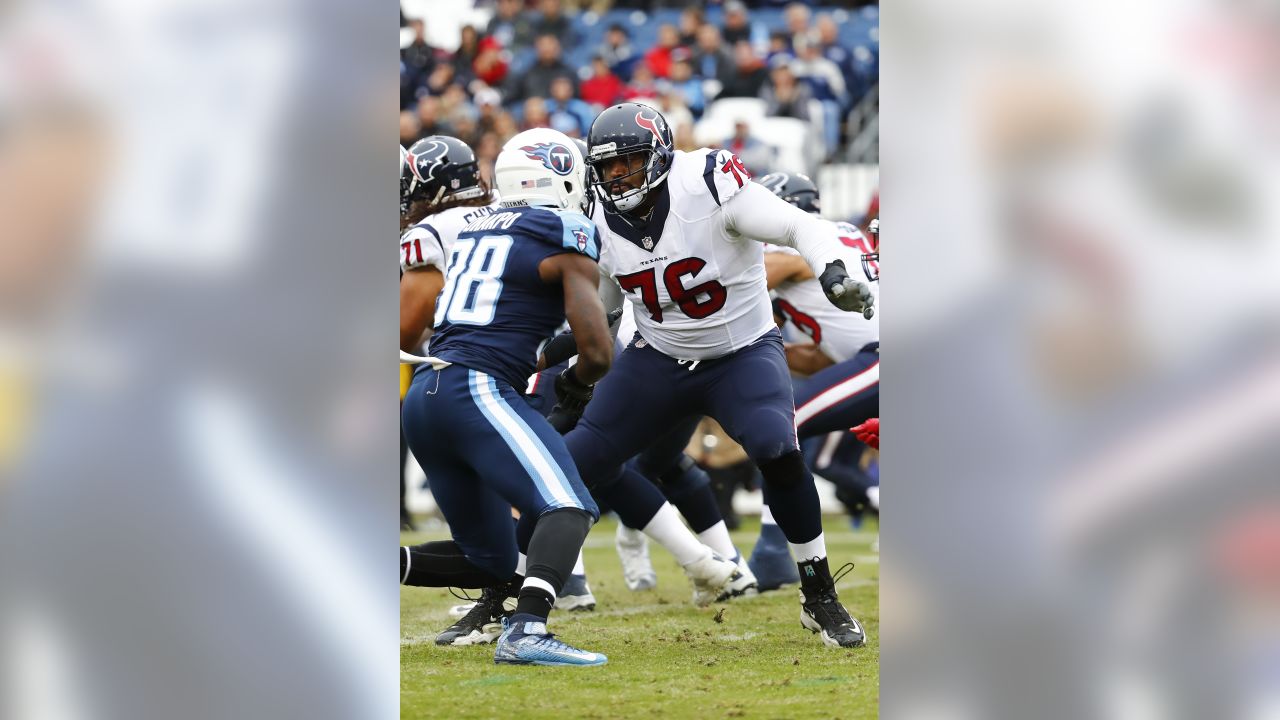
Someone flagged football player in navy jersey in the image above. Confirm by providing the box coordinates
[399,128,614,666]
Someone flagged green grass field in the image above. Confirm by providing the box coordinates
[401,515,878,720]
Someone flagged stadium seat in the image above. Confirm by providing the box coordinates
[754,116,811,175]
[702,97,767,127]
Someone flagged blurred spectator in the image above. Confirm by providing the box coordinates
[765,31,793,65]
[493,111,519,141]
[667,59,705,118]
[719,41,768,98]
[474,89,505,135]
[724,119,774,175]
[692,25,734,91]
[793,32,848,153]
[598,23,639,81]
[721,0,765,49]
[439,83,479,132]
[658,91,694,139]
[644,24,681,79]
[400,111,422,146]
[678,7,704,48]
[475,131,502,186]
[425,63,473,98]
[456,26,482,68]
[416,96,451,138]
[531,0,578,49]
[815,14,856,95]
[546,75,596,136]
[504,35,576,104]
[623,64,661,101]
[522,96,551,131]
[674,123,698,152]
[784,3,811,48]
[581,56,625,107]
[401,19,446,107]
[487,0,536,51]
[472,37,510,88]
[760,61,812,121]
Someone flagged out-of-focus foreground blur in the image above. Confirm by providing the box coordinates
[0,2,398,719]
[884,0,1280,718]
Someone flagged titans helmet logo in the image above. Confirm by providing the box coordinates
[521,142,575,176]
[634,111,670,148]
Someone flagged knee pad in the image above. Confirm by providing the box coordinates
[756,449,809,492]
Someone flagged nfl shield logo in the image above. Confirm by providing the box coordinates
[642,236,654,250]
[573,229,589,253]
[450,178,460,189]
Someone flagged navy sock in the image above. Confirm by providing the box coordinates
[660,457,722,534]
[595,466,666,529]
[400,542,507,588]
[757,451,823,545]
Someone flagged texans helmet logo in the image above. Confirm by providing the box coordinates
[408,139,448,183]
[521,142,575,176]
[634,111,670,148]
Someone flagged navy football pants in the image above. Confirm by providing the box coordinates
[402,364,598,580]
[793,344,879,440]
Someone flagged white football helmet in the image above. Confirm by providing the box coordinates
[495,128,591,214]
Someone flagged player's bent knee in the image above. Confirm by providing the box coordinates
[757,449,810,491]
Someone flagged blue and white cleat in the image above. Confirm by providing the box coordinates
[493,618,608,667]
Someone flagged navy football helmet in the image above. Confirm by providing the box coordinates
[400,144,412,217]
[404,135,487,208]
[586,103,674,214]
[757,172,820,215]
[760,171,878,282]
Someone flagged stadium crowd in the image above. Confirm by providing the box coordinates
[400,0,879,185]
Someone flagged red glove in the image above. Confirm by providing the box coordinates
[852,418,879,450]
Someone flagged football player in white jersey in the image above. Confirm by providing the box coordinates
[400,135,498,354]
[749,172,881,592]
[557,103,874,648]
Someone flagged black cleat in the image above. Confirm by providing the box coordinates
[799,563,866,648]
[435,587,513,646]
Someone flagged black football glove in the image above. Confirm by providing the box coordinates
[819,259,875,319]
[553,365,595,414]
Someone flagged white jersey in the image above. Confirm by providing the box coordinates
[767,221,879,363]
[399,202,498,274]
[592,148,775,360]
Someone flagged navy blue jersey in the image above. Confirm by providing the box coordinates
[427,205,601,389]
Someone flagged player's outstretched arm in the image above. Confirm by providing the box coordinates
[539,253,612,385]
[400,267,444,352]
[723,182,874,318]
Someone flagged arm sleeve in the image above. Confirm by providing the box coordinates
[721,181,860,278]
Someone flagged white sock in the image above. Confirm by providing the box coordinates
[571,549,586,576]
[642,502,709,567]
[760,504,777,526]
[516,552,527,577]
[697,520,739,561]
[789,533,827,563]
